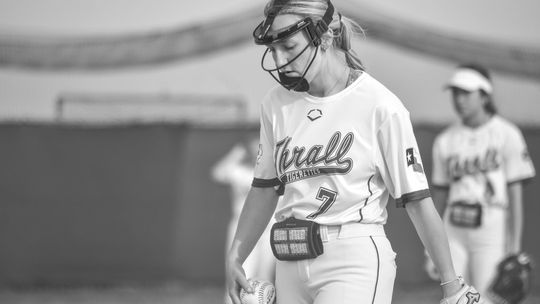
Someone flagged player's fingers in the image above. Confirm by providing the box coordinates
[225,259,251,303]
[227,272,250,304]
[229,278,252,304]
[238,275,253,293]
[228,283,241,304]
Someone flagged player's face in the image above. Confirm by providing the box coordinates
[266,14,319,81]
[451,87,487,120]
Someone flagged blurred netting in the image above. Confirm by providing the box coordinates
[55,93,248,126]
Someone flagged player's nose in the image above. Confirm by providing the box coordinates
[272,50,290,68]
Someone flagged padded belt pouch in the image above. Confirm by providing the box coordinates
[449,201,482,228]
[270,217,324,261]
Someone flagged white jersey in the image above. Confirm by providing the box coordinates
[432,115,536,208]
[252,72,430,225]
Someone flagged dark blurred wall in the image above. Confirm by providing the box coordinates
[0,123,538,288]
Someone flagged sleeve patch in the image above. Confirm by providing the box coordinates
[406,147,424,173]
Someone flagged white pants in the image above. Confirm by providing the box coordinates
[275,223,396,304]
[445,207,506,300]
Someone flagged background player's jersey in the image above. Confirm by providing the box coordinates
[252,72,430,225]
[432,116,536,208]
[211,144,254,219]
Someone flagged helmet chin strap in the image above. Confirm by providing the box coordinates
[262,44,320,92]
[277,72,310,92]
[278,46,319,92]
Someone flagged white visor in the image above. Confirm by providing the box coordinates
[446,68,493,94]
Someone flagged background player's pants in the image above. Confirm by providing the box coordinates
[275,223,396,304]
[445,207,506,304]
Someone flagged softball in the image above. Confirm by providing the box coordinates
[239,279,276,304]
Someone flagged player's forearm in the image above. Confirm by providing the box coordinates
[405,197,461,297]
[228,186,278,264]
[431,187,449,217]
[507,182,524,253]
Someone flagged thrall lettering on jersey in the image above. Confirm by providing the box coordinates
[447,148,500,179]
[275,131,354,184]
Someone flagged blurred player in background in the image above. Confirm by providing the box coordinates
[427,63,536,301]
[226,1,484,304]
[211,133,276,301]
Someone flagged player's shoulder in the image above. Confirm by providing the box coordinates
[490,115,522,135]
[481,115,527,146]
[362,73,405,108]
[261,85,298,107]
[360,73,409,119]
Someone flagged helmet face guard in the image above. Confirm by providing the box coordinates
[252,0,334,92]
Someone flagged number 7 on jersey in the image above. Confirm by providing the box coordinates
[307,187,338,219]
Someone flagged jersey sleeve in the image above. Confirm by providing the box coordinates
[376,109,431,208]
[252,101,281,188]
[502,126,536,184]
[431,134,450,188]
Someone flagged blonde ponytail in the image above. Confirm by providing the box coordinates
[331,13,365,71]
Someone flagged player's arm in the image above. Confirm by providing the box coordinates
[431,186,449,217]
[431,134,450,218]
[501,125,535,254]
[506,181,524,254]
[226,186,279,304]
[405,196,462,298]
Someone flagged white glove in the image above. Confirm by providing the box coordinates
[440,283,485,304]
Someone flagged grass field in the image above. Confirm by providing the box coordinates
[1,282,538,304]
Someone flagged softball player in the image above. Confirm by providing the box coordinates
[211,135,276,288]
[226,1,483,303]
[430,64,536,299]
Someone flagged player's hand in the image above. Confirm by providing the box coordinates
[226,258,252,304]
